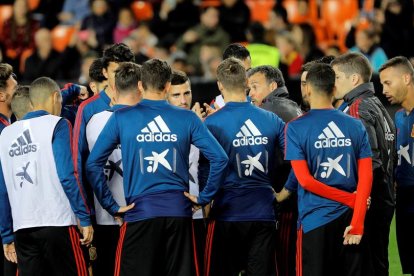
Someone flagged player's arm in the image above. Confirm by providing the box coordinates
[0,162,14,246]
[185,115,228,206]
[357,109,381,169]
[275,170,297,203]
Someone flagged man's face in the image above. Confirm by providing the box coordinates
[300,71,310,106]
[380,67,408,105]
[2,76,18,107]
[103,62,120,91]
[242,57,252,71]
[248,72,273,106]
[332,65,353,100]
[167,81,192,110]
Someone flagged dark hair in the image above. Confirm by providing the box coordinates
[29,77,60,106]
[306,63,335,96]
[114,62,141,94]
[379,56,414,78]
[171,70,189,86]
[297,23,317,50]
[223,43,251,61]
[272,4,288,24]
[141,59,172,91]
[0,63,14,92]
[331,52,372,83]
[301,56,335,73]
[102,43,135,69]
[217,57,246,91]
[248,21,266,42]
[89,58,107,82]
[11,85,30,119]
[247,65,285,87]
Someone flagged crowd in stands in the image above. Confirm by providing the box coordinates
[0,0,413,84]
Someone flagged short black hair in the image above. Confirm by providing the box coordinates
[115,62,141,94]
[379,56,414,78]
[102,43,135,69]
[247,65,285,87]
[141,59,172,91]
[89,58,107,82]
[248,21,266,42]
[0,63,14,92]
[331,52,372,83]
[223,43,251,61]
[217,58,246,91]
[306,63,335,96]
[171,70,190,86]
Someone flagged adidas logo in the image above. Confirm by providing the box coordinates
[314,121,351,149]
[384,117,394,141]
[232,119,268,147]
[9,129,37,157]
[136,115,177,142]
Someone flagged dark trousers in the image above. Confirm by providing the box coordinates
[192,219,206,276]
[301,210,364,276]
[205,220,276,276]
[115,217,195,276]
[92,224,120,276]
[276,210,297,276]
[14,226,88,276]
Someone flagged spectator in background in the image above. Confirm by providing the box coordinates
[113,8,137,44]
[152,0,199,48]
[176,6,229,75]
[349,28,387,73]
[78,51,99,85]
[58,0,91,25]
[81,0,116,47]
[276,31,303,78]
[291,23,324,63]
[247,22,280,68]
[199,43,222,80]
[219,0,251,42]
[1,0,39,76]
[265,4,290,45]
[325,44,341,58]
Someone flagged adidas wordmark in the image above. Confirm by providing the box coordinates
[136,115,178,142]
[233,119,268,147]
[314,121,351,149]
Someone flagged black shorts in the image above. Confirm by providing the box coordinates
[276,208,297,276]
[114,217,195,276]
[396,188,414,274]
[192,219,206,276]
[299,210,364,276]
[14,226,88,276]
[205,220,276,276]
[92,224,120,276]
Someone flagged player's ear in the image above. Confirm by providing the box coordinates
[138,81,144,93]
[102,67,109,79]
[217,81,224,92]
[269,81,277,91]
[0,91,6,102]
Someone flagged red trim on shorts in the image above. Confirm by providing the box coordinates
[68,227,87,276]
[296,226,303,276]
[191,221,200,276]
[204,220,215,276]
[115,222,127,276]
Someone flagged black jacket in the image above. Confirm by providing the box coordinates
[343,82,396,209]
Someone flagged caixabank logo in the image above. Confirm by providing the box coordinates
[9,130,38,157]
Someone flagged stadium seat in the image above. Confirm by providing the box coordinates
[28,0,40,11]
[0,5,13,38]
[245,0,275,24]
[282,0,318,24]
[320,0,358,40]
[200,0,221,8]
[19,48,33,74]
[130,1,153,21]
[51,25,76,52]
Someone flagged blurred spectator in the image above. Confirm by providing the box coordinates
[170,51,188,73]
[1,0,39,75]
[349,28,387,73]
[152,0,199,48]
[113,8,137,44]
[176,7,229,75]
[153,41,170,61]
[265,4,290,45]
[78,51,99,85]
[380,0,414,58]
[58,0,91,25]
[291,23,324,63]
[246,22,280,67]
[122,36,149,64]
[31,0,64,29]
[276,31,303,77]
[199,42,222,80]
[325,44,341,58]
[122,22,157,63]
[219,0,251,42]
[81,0,116,47]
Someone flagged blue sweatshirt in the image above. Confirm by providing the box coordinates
[201,102,285,221]
[0,113,10,134]
[0,110,91,244]
[73,90,111,210]
[86,99,228,222]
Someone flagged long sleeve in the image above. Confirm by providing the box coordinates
[190,116,228,205]
[0,162,13,244]
[349,157,373,235]
[52,119,91,226]
[85,114,120,215]
[291,160,356,208]
[61,83,80,106]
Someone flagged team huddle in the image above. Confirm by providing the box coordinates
[0,42,412,276]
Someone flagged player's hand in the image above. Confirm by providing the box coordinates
[114,203,135,225]
[204,103,218,117]
[80,225,94,246]
[184,191,199,204]
[78,85,89,100]
[192,102,206,119]
[3,242,17,263]
[343,226,362,245]
[367,196,371,209]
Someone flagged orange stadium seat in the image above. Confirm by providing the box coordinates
[51,25,76,52]
[0,5,13,38]
[130,1,154,21]
[320,0,358,40]
[200,0,221,8]
[282,0,318,24]
[28,0,40,11]
[245,0,275,24]
[19,48,33,74]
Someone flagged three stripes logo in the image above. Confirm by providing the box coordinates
[384,117,395,142]
[314,121,351,149]
[136,115,178,142]
[233,119,268,147]
[9,130,38,157]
